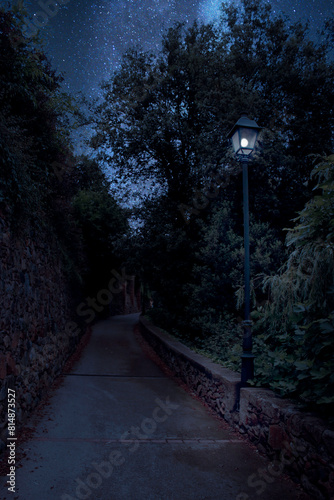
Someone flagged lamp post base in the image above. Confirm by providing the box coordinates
[241,352,255,386]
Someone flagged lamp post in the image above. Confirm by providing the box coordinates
[227,114,262,385]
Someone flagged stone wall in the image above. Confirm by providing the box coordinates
[140,315,334,500]
[0,211,87,453]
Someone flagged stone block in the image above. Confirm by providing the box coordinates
[0,354,6,380]
[268,424,289,450]
[23,392,32,406]
[286,412,304,437]
[302,415,327,447]
[322,430,334,458]
[11,332,20,350]
[239,387,256,426]
[292,437,308,455]
[248,425,261,441]
[6,354,17,375]
[260,400,281,424]
[0,383,7,401]
[3,336,10,348]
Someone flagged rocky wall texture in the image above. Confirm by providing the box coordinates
[0,212,86,453]
[239,388,334,500]
[140,315,334,500]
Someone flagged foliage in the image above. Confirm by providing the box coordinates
[0,5,77,223]
[0,4,85,292]
[0,4,129,301]
[254,155,334,417]
[72,178,129,295]
[146,307,243,371]
[287,154,334,248]
[184,198,285,331]
[170,195,285,369]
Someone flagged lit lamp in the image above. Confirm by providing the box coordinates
[227,114,262,384]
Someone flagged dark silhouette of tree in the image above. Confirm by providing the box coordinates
[0,5,129,300]
[91,0,334,335]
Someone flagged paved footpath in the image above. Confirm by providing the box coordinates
[0,314,310,500]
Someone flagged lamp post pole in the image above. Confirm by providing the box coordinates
[241,156,254,384]
[227,113,262,386]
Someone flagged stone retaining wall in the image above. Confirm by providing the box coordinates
[139,315,334,500]
[0,212,87,453]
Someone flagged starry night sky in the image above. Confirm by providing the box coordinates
[19,0,334,97]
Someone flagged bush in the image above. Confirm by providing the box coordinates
[253,155,334,418]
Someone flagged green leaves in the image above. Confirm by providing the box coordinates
[287,155,334,247]
[251,156,334,417]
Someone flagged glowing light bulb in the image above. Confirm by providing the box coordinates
[241,138,249,148]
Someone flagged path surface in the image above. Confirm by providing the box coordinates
[0,314,309,500]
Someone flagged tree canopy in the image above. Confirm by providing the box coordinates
[0,4,129,298]
[92,0,334,224]
[92,0,334,317]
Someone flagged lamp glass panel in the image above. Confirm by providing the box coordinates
[232,130,240,154]
[239,127,258,151]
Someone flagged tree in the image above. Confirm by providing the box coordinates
[0,4,76,224]
[91,0,334,336]
[72,157,129,297]
[0,5,129,303]
[181,195,286,346]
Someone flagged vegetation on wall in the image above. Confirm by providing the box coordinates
[253,155,334,416]
[0,5,128,298]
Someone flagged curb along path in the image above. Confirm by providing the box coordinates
[0,314,309,499]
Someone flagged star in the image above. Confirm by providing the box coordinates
[21,0,334,97]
